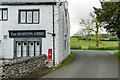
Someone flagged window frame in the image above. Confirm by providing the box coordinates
[14,40,42,58]
[0,8,8,21]
[18,9,40,24]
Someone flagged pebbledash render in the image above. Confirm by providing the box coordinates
[0,0,70,66]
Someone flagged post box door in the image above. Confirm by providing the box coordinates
[23,42,27,57]
[35,42,40,56]
[29,42,34,57]
[17,42,21,57]
[48,49,52,59]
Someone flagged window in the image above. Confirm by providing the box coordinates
[19,9,39,24]
[0,8,8,21]
[15,41,41,58]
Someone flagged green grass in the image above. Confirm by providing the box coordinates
[87,47,118,50]
[113,52,120,60]
[55,52,74,69]
[70,37,118,48]
[71,47,118,50]
[25,53,75,78]
[26,68,53,78]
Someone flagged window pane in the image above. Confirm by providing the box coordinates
[0,10,2,20]
[17,42,21,57]
[3,10,7,20]
[29,42,34,57]
[35,42,40,56]
[23,42,27,57]
[33,11,39,23]
[27,11,32,23]
[20,11,26,23]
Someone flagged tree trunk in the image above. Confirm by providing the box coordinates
[86,36,89,42]
[96,29,99,48]
[96,33,98,47]
[95,23,99,48]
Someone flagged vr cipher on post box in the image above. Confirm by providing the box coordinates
[48,49,52,59]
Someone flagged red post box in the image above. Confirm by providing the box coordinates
[48,49,52,59]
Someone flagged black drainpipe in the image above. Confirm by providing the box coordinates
[52,3,55,66]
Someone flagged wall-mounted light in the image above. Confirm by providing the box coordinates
[47,32,56,37]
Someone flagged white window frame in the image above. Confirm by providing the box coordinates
[19,9,39,24]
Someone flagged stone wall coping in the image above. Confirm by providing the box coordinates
[0,54,47,67]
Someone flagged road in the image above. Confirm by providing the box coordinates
[41,50,118,78]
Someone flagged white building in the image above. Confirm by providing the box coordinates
[0,0,70,66]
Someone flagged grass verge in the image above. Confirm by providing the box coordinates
[87,47,118,50]
[113,52,120,60]
[55,52,75,69]
[25,52,75,78]
[26,68,53,78]
[71,47,118,50]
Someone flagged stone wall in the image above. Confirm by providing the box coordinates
[0,54,47,79]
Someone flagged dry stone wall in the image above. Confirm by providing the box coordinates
[0,54,47,79]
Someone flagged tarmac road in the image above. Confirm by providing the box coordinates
[41,50,118,78]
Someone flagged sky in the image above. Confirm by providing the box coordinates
[67,0,101,36]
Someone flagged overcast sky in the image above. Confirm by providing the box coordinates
[67,0,101,36]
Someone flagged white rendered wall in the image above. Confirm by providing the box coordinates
[0,5,54,58]
[54,2,70,65]
[0,2,70,66]
[0,42,2,58]
[0,17,2,58]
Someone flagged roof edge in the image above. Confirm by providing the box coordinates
[0,2,57,5]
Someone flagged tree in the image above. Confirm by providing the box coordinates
[79,19,93,42]
[74,31,85,42]
[94,2,120,52]
[79,12,102,47]
[90,12,103,47]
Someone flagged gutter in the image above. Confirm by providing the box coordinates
[0,2,56,5]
